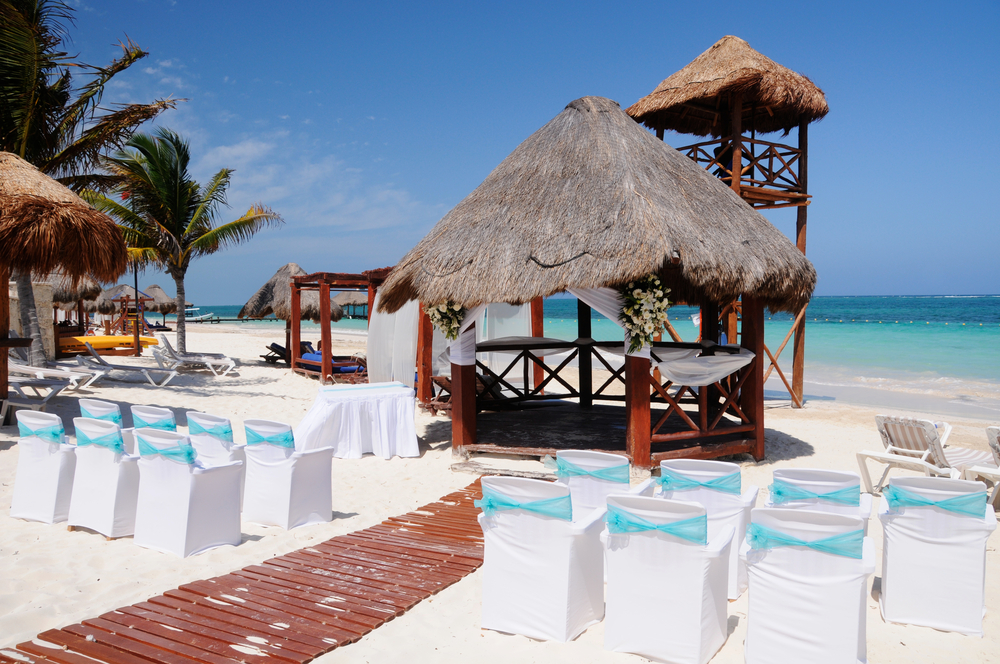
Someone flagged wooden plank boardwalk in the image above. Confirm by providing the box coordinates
[1,480,484,664]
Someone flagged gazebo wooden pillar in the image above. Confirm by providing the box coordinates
[290,272,371,383]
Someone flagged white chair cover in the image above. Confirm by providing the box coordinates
[554,450,631,518]
[78,398,122,425]
[766,468,873,533]
[743,508,874,664]
[67,418,139,538]
[243,419,334,530]
[186,411,246,509]
[603,494,731,664]
[657,459,757,599]
[478,476,604,642]
[130,405,175,430]
[294,383,418,459]
[878,476,997,636]
[10,411,75,524]
[133,428,242,557]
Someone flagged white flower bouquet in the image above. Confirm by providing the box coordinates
[424,301,465,340]
[619,275,671,354]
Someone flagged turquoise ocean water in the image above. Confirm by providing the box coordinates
[173,295,1000,417]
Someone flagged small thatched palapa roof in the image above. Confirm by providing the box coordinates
[0,152,127,282]
[239,263,344,322]
[82,284,147,314]
[378,96,815,315]
[626,36,829,137]
[44,271,102,303]
[143,284,178,314]
[332,291,368,307]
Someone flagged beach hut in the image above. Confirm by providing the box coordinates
[0,152,127,407]
[333,290,369,318]
[377,96,815,467]
[627,35,828,406]
[143,284,178,324]
[47,271,100,339]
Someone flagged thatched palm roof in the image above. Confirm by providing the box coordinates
[239,263,344,322]
[143,284,177,314]
[81,284,148,314]
[378,96,815,315]
[626,36,829,137]
[332,291,368,307]
[44,271,101,303]
[0,152,127,282]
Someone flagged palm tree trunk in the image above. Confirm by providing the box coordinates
[14,271,45,366]
[172,273,187,354]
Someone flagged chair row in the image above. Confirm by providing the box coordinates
[10,402,335,557]
[479,451,996,664]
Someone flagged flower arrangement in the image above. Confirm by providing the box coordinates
[619,275,670,354]
[424,301,465,340]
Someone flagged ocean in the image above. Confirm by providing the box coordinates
[171,295,1000,419]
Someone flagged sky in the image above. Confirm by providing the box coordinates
[64,0,1000,304]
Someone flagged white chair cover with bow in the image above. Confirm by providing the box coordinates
[766,468,873,533]
[553,449,631,518]
[186,411,246,509]
[10,411,75,524]
[67,417,139,538]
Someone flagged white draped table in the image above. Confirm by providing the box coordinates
[294,382,419,459]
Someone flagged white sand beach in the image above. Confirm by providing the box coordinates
[1,323,997,662]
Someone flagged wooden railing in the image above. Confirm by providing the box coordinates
[676,135,804,193]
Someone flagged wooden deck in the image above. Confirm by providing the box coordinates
[1,481,485,664]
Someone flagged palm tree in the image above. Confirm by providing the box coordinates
[88,128,283,352]
[1,0,176,364]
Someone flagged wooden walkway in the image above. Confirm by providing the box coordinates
[1,480,484,664]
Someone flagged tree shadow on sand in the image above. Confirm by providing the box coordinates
[420,418,454,456]
[755,427,816,465]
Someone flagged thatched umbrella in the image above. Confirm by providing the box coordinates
[377,96,816,314]
[626,36,829,137]
[143,284,177,314]
[45,271,102,303]
[239,263,344,322]
[332,290,368,317]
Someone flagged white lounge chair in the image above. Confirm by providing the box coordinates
[78,342,178,387]
[743,508,874,664]
[603,494,731,664]
[187,411,246,508]
[766,468,873,533]
[549,449,632,516]
[10,411,76,524]
[2,376,71,420]
[857,415,994,493]
[477,476,604,642]
[656,459,757,599]
[878,476,997,636]
[962,426,1000,508]
[132,428,242,557]
[155,334,235,376]
[9,358,105,390]
[242,419,333,529]
[67,417,139,538]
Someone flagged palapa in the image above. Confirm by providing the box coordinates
[626,36,829,137]
[239,263,344,322]
[332,291,368,307]
[142,284,178,314]
[0,152,127,282]
[377,96,815,315]
[44,271,102,303]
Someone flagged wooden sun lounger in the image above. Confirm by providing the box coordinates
[2,376,71,419]
[78,342,178,387]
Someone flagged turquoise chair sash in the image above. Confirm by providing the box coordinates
[605,504,708,544]
[77,429,125,454]
[17,422,65,444]
[747,522,864,559]
[657,467,741,495]
[189,419,234,443]
[80,407,122,427]
[475,486,572,521]
[884,484,986,518]
[133,414,176,431]
[137,435,196,464]
[246,428,295,448]
[769,478,860,506]
[545,456,629,483]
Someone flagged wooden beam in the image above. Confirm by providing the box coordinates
[416,307,433,403]
[320,281,332,384]
[290,280,301,373]
[530,297,544,392]
[0,266,7,404]
[730,92,743,194]
[625,355,651,468]
[740,295,766,460]
[793,119,808,407]
[451,325,477,458]
[577,299,592,408]
[366,284,376,329]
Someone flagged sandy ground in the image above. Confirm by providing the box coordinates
[0,322,997,662]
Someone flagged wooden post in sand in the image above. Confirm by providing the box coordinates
[320,281,332,384]
[416,307,433,403]
[740,295,766,460]
[792,118,809,408]
[451,323,477,458]
[625,354,652,468]
[290,280,301,373]
[530,297,544,392]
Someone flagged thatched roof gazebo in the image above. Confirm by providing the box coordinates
[332,290,369,318]
[377,96,816,467]
[46,271,102,304]
[238,263,344,323]
[0,152,127,400]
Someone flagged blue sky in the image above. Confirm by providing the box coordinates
[67,1,999,304]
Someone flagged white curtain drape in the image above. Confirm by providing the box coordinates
[366,292,419,384]
[653,348,755,387]
[568,287,651,359]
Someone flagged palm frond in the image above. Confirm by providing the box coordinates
[188,204,284,258]
[59,38,148,132]
[185,168,231,236]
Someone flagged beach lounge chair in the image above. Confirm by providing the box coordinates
[78,342,178,387]
[878,476,997,636]
[2,376,71,420]
[10,411,76,524]
[261,342,287,364]
[857,415,994,493]
[132,428,242,557]
[962,426,1000,508]
[477,476,604,642]
[187,411,246,508]
[9,358,105,390]
[603,495,732,664]
[657,459,758,600]
[155,334,236,376]
[742,508,874,664]
[66,417,139,539]
[242,419,334,529]
[765,468,873,533]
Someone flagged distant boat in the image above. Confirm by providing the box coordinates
[185,306,217,322]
